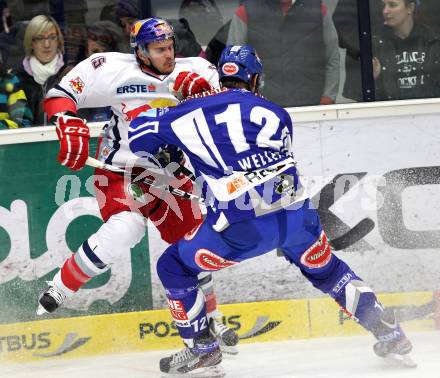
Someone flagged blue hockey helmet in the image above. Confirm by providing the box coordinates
[130,18,175,49]
[218,45,263,84]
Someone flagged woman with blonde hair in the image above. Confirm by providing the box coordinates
[17,14,66,125]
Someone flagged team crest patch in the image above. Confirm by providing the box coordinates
[300,231,332,269]
[195,249,238,271]
[127,183,147,204]
[100,144,114,158]
[222,62,239,76]
[91,56,106,69]
[69,77,85,94]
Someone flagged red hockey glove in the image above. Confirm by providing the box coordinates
[170,71,212,100]
[55,115,90,171]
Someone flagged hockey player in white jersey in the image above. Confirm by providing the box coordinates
[37,17,238,354]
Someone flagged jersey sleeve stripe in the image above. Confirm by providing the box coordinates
[52,85,78,103]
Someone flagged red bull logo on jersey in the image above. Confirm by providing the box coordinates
[121,102,152,121]
[69,77,85,94]
[222,62,239,76]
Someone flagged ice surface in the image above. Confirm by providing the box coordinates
[2,331,439,378]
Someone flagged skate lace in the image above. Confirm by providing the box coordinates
[172,347,194,364]
[46,286,66,305]
[213,319,229,336]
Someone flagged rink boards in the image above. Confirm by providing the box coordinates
[0,290,438,363]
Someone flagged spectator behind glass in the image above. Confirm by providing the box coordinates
[0,50,33,128]
[179,0,223,46]
[372,0,440,100]
[167,18,205,58]
[7,0,49,22]
[78,20,125,122]
[62,0,88,67]
[100,0,140,52]
[86,20,125,56]
[0,2,12,33]
[205,20,231,65]
[227,0,340,107]
[333,0,439,102]
[115,0,140,34]
[17,15,66,125]
[333,0,383,101]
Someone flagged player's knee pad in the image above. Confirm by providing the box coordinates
[101,211,146,248]
[73,211,145,275]
[157,245,199,289]
[93,211,145,261]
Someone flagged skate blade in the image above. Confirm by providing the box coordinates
[161,364,226,378]
[384,353,417,368]
[220,344,238,356]
[36,304,48,316]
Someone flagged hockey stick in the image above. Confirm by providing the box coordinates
[329,217,375,251]
[88,157,375,250]
[85,156,207,204]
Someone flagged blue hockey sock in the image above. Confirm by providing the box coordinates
[165,286,209,341]
[330,271,384,333]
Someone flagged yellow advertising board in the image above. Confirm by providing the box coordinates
[0,291,436,363]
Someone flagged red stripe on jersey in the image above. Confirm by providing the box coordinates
[60,255,91,292]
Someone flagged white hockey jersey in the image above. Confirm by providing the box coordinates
[46,52,219,167]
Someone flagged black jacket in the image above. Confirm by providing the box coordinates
[16,65,68,126]
[372,23,440,101]
[333,0,440,101]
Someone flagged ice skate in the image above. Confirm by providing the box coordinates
[372,308,417,368]
[211,318,239,355]
[36,281,66,315]
[160,324,225,377]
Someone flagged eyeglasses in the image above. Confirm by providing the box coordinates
[33,34,58,44]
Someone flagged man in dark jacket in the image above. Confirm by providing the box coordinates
[227,0,340,107]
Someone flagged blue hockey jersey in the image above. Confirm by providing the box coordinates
[129,88,302,230]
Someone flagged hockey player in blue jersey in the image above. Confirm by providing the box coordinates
[129,45,414,377]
